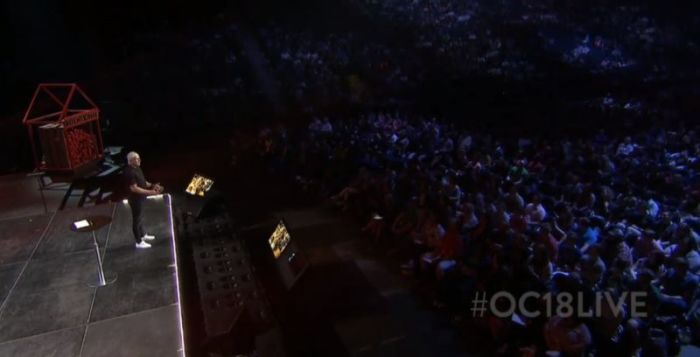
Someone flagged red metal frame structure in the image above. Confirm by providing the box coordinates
[22,83,104,172]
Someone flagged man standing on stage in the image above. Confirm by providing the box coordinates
[124,151,163,249]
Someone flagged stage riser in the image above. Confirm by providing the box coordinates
[179,213,273,348]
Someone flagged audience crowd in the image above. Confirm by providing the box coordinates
[240,3,700,354]
[359,0,537,79]
[245,0,700,118]
[359,0,697,79]
[84,0,699,131]
[259,113,700,356]
[257,25,424,109]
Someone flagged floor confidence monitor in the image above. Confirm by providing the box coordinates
[268,220,291,259]
[267,220,307,290]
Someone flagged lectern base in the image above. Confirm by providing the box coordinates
[89,274,118,288]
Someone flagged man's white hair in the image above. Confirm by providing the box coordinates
[127,151,140,163]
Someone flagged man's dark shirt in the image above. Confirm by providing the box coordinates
[124,165,147,201]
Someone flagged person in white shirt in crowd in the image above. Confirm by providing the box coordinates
[308,117,322,132]
[458,133,472,153]
[616,136,637,156]
[525,194,547,223]
[320,117,333,133]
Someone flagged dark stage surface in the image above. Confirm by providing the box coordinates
[0,196,184,356]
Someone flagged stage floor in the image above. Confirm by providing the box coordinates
[0,195,184,356]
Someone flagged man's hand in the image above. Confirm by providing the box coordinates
[131,183,158,196]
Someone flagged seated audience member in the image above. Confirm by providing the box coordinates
[525,194,547,223]
[544,315,592,356]
[632,229,664,261]
[282,111,699,355]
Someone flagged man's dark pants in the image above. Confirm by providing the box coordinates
[128,197,145,243]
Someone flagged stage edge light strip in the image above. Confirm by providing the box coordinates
[166,194,187,356]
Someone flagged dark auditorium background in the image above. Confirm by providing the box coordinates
[2,0,700,356]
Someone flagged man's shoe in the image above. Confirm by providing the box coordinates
[142,234,156,241]
[135,241,152,249]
